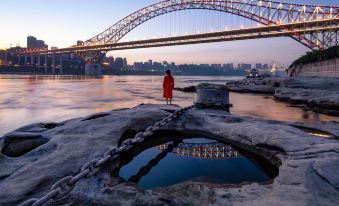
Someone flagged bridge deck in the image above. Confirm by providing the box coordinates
[19,19,338,55]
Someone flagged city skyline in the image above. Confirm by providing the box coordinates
[0,0,336,66]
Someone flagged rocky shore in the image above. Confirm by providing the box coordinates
[227,77,339,116]
[1,102,339,205]
[176,77,339,116]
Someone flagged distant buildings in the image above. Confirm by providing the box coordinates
[114,58,278,74]
[27,36,36,48]
[211,64,222,69]
[0,49,7,65]
[255,63,263,70]
[27,36,48,49]
[238,63,251,70]
[115,57,124,69]
[263,64,269,70]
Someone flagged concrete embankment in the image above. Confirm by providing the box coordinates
[289,58,339,78]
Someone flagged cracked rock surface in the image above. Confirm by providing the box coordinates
[0,104,339,206]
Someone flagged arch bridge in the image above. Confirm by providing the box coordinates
[17,0,339,71]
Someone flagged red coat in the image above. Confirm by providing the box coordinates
[163,75,175,98]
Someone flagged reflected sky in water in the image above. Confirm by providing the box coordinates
[0,75,338,136]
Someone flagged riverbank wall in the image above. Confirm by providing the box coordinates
[289,58,339,77]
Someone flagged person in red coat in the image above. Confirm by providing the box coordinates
[163,70,175,105]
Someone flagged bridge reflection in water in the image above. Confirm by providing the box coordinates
[156,141,241,159]
[115,138,276,189]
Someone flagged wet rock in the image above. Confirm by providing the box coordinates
[1,132,49,157]
[275,87,339,116]
[0,104,339,205]
[82,112,111,121]
[226,77,283,94]
[174,86,196,93]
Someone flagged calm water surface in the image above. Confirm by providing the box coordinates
[0,75,338,136]
[118,138,272,189]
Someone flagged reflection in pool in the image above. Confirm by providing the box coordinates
[116,138,276,189]
[293,126,337,139]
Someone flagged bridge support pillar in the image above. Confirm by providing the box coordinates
[195,83,231,111]
[85,63,102,75]
[52,53,55,74]
[37,55,40,69]
[17,55,21,65]
[24,55,27,65]
[60,55,63,74]
[31,54,34,67]
[45,54,48,73]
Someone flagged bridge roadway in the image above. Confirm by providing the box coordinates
[19,19,339,56]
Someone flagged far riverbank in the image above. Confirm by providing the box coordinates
[0,65,247,76]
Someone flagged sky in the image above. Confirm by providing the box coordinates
[0,0,337,66]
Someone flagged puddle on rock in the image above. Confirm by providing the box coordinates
[113,137,277,189]
[293,126,337,139]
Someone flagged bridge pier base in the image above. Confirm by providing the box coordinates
[85,63,102,75]
[52,53,55,74]
[60,56,63,74]
[45,54,48,73]
[31,54,34,67]
[37,55,41,69]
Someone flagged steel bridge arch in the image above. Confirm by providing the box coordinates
[84,0,338,51]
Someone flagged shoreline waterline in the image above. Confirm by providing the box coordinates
[0,75,337,136]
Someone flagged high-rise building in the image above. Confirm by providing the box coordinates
[263,64,269,70]
[123,58,128,69]
[211,64,222,69]
[36,40,48,49]
[238,63,251,70]
[255,63,263,70]
[115,57,124,69]
[0,49,7,65]
[170,62,176,70]
[163,61,169,67]
[27,36,37,48]
[223,63,234,71]
[107,56,115,68]
[153,62,162,71]
[27,36,48,49]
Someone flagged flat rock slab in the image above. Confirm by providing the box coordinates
[1,104,339,206]
[313,158,339,189]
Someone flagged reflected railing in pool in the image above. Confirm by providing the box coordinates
[156,142,241,159]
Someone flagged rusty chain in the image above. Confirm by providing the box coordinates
[19,105,195,206]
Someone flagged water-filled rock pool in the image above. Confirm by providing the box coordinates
[115,137,277,189]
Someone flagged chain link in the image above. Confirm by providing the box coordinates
[19,105,194,206]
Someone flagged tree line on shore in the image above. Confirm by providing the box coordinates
[289,46,339,68]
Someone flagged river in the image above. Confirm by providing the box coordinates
[0,75,337,136]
